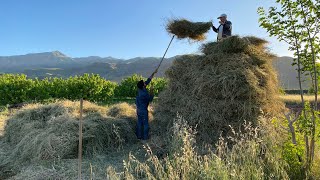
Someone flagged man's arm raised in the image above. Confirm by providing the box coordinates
[212,22,218,33]
[145,69,158,86]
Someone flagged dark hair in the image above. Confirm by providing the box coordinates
[137,80,144,89]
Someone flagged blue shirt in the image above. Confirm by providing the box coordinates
[135,78,154,112]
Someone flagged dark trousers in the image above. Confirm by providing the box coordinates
[136,111,149,140]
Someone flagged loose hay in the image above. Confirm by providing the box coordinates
[0,101,137,169]
[107,102,154,121]
[201,36,271,55]
[9,166,69,180]
[107,102,136,119]
[153,36,284,143]
[0,115,7,137]
[166,19,212,41]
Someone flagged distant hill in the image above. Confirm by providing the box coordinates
[0,51,76,72]
[7,51,176,82]
[0,51,309,89]
[273,56,311,90]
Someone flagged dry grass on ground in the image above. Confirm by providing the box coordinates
[0,107,9,136]
[107,102,136,119]
[0,100,144,179]
[0,96,319,179]
[280,95,319,105]
[0,116,6,136]
[0,115,6,136]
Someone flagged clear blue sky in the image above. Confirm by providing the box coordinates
[0,0,291,59]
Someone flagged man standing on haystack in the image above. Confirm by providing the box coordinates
[212,13,232,41]
[135,70,157,140]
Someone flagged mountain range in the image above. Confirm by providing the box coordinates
[0,51,309,89]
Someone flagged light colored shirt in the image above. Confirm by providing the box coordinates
[218,25,223,41]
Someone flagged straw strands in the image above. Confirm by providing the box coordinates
[166,19,212,41]
[0,101,138,170]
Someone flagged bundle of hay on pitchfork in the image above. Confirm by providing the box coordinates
[166,19,212,41]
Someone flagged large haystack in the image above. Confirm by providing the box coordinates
[154,36,284,143]
[0,101,137,169]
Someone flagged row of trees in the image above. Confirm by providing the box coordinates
[258,0,320,178]
[0,73,167,105]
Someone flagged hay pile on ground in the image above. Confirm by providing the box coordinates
[166,19,212,41]
[107,102,136,119]
[0,115,6,136]
[154,36,284,143]
[10,166,69,180]
[0,106,9,136]
[107,102,154,121]
[0,101,137,170]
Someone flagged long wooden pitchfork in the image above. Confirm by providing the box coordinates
[154,35,175,72]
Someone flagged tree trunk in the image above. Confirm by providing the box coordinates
[305,135,310,168]
[288,0,305,107]
[300,0,317,164]
[289,123,297,145]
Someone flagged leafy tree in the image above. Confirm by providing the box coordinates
[29,78,52,101]
[0,73,167,105]
[258,0,320,172]
[0,74,117,105]
[148,77,168,96]
[0,74,34,105]
[114,74,168,98]
[115,74,143,98]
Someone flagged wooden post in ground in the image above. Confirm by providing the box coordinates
[78,98,84,180]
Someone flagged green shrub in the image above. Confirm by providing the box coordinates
[148,77,168,96]
[0,74,34,105]
[64,74,116,101]
[0,74,116,105]
[282,142,306,179]
[114,74,168,98]
[28,78,52,101]
[115,74,143,98]
[0,73,167,105]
